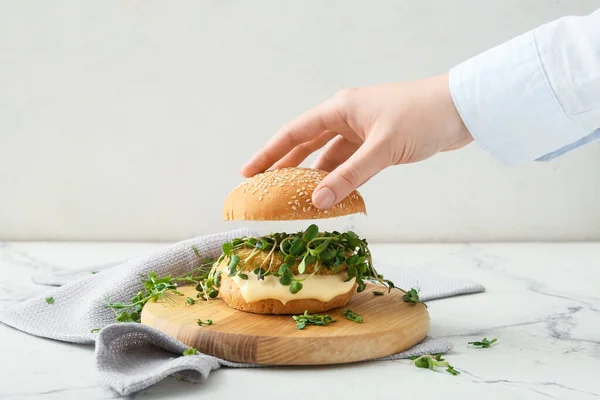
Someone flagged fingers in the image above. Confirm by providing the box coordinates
[311,136,360,172]
[312,139,386,210]
[269,130,339,171]
[240,99,345,177]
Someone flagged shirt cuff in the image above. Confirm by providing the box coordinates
[449,30,592,165]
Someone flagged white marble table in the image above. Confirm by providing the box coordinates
[0,241,598,399]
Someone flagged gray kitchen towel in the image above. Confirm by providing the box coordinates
[0,229,485,396]
[96,324,453,396]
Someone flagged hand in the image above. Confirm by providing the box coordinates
[240,73,473,210]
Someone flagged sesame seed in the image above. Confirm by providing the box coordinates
[264,189,268,193]
[307,206,311,211]
[303,207,306,212]
[296,189,301,193]
[258,196,263,201]
[292,196,297,199]
[292,206,297,210]
[288,201,292,205]
[324,210,328,214]
[305,199,310,203]
[302,187,305,190]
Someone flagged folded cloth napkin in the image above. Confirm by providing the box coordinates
[0,229,485,396]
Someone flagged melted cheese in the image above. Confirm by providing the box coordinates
[220,265,355,304]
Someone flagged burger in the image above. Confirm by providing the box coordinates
[198,167,394,315]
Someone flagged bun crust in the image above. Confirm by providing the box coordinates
[218,274,357,315]
[222,167,366,221]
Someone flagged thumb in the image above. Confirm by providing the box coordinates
[312,140,384,210]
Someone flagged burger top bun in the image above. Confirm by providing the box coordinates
[222,167,366,221]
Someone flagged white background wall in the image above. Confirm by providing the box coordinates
[1,0,600,242]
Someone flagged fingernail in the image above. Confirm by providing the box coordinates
[313,187,335,209]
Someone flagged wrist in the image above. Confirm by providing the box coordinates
[438,73,474,151]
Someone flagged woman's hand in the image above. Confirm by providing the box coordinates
[240,73,473,210]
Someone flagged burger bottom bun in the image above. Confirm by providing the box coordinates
[218,274,357,315]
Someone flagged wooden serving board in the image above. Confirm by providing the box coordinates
[141,284,429,365]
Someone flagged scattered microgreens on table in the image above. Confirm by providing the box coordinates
[292,310,335,330]
[341,308,363,323]
[408,354,460,376]
[45,297,54,305]
[468,337,497,348]
[183,347,198,356]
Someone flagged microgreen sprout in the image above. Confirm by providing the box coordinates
[292,310,336,330]
[183,347,198,356]
[402,288,425,306]
[45,297,54,305]
[468,337,497,348]
[196,319,213,326]
[408,354,460,376]
[341,308,363,323]
[446,365,460,375]
[186,297,196,305]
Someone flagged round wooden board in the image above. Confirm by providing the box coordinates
[141,284,429,365]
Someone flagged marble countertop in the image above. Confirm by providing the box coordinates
[0,241,598,399]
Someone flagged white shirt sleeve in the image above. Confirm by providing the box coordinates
[449,8,600,165]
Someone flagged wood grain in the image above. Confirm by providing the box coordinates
[141,284,429,365]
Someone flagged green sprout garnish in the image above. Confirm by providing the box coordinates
[446,365,460,376]
[45,297,54,305]
[105,225,426,325]
[372,291,384,296]
[292,310,335,330]
[183,347,198,356]
[197,224,423,306]
[408,354,459,376]
[468,337,497,348]
[196,319,213,326]
[186,297,196,305]
[106,252,215,323]
[341,308,363,323]
[402,288,424,305]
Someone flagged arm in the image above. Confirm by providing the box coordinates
[241,9,600,210]
[449,8,600,164]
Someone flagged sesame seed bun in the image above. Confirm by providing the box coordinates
[222,167,366,221]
